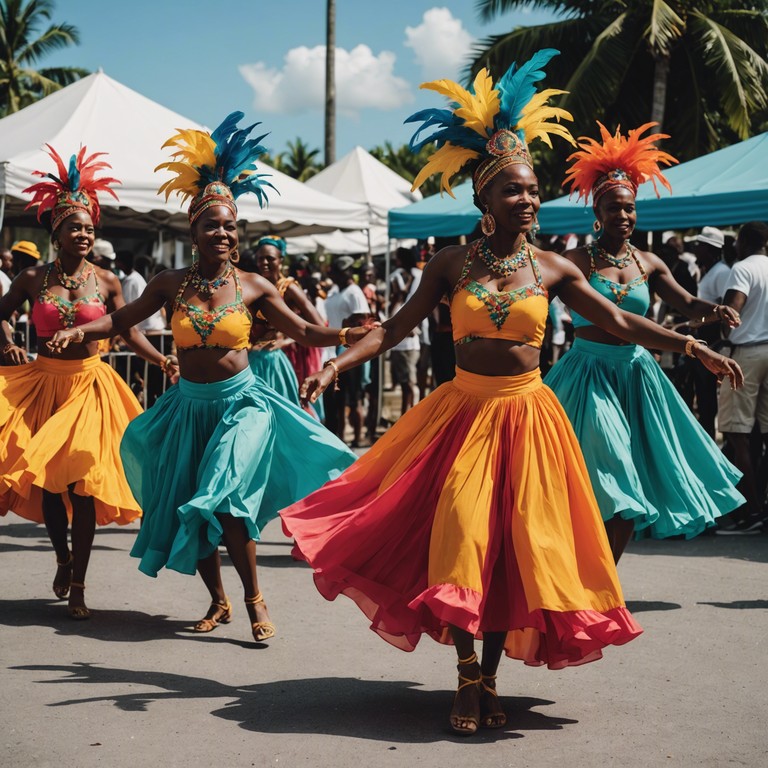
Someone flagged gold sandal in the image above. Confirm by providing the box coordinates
[193,598,233,632]
[244,592,275,642]
[449,652,481,736]
[68,582,90,620]
[479,673,507,729]
[53,553,73,600]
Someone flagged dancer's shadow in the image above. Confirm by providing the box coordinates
[11,662,576,742]
[697,599,768,610]
[624,600,682,613]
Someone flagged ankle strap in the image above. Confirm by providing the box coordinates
[481,673,497,680]
[457,652,478,665]
[244,591,264,605]
[70,582,85,590]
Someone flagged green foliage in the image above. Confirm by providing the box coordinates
[266,138,321,182]
[0,0,88,115]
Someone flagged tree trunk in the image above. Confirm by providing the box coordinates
[650,51,670,133]
[325,0,336,166]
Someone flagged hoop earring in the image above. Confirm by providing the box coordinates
[52,241,60,251]
[230,249,240,264]
[481,208,496,237]
[593,219,601,233]
[191,243,199,261]
[531,215,540,238]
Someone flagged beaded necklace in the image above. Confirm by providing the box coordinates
[593,240,633,269]
[189,261,234,298]
[478,236,529,277]
[588,242,647,306]
[55,258,93,290]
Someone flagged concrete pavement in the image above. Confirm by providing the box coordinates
[2,516,766,768]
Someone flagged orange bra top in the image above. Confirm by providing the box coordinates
[450,239,549,349]
[171,267,252,351]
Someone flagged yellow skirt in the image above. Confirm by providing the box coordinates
[283,368,641,668]
[0,355,143,525]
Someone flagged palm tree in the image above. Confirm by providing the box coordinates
[469,1,768,161]
[370,141,453,198]
[325,0,336,166]
[276,138,322,182]
[0,0,88,116]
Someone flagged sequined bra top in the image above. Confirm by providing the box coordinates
[31,263,106,337]
[171,267,252,351]
[450,240,549,349]
[570,243,650,328]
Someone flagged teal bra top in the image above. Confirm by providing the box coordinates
[571,242,650,328]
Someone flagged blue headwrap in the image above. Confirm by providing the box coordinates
[255,236,286,256]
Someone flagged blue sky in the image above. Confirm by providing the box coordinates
[42,1,558,161]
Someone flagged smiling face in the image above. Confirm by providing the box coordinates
[191,205,238,265]
[594,186,637,240]
[478,163,540,236]
[54,210,95,260]
[255,244,283,282]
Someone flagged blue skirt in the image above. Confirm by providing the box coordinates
[121,366,356,576]
[248,348,300,406]
[544,338,743,539]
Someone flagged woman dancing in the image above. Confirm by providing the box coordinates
[49,113,361,641]
[0,146,175,619]
[280,51,742,733]
[544,123,744,561]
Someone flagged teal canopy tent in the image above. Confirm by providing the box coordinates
[388,132,768,239]
[538,131,768,234]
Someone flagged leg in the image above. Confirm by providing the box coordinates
[42,490,72,599]
[194,549,232,632]
[448,625,481,735]
[479,631,507,728]
[726,433,760,520]
[604,516,635,564]
[68,487,96,618]
[216,513,275,641]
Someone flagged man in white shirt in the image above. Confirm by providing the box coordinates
[324,256,372,446]
[0,248,12,296]
[717,221,768,533]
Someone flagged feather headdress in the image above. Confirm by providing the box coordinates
[156,111,275,222]
[563,122,677,204]
[405,49,575,196]
[23,145,120,232]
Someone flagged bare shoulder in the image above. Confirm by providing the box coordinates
[634,247,664,274]
[94,266,120,290]
[428,243,471,287]
[533,246,583,286]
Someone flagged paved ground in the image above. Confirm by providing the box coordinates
[2,515,766,768]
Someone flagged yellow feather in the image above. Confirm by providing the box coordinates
[411,143,479,196]
[518,89,575,147]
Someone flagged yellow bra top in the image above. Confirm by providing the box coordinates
[172,267,252,351]
[450,239,548,349]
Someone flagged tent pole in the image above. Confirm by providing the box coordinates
[379,236,392,433]
[0,194,5,233]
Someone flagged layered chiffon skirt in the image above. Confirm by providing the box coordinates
[122,366,356,577]
[545,339,744,539]
[0,355,143,525]
[282,367,642,669]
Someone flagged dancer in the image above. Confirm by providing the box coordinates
[248,235,324,410]
[0,146,175,619]
[544,123,744,561]
[280,51,742,734]
[48,113,361,642]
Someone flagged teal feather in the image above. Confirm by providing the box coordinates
[67,154,80,191]
[496,49,559,134]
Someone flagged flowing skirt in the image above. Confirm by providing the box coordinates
[282,367,642,669]
[544,338,744,538]
[0,355,143,525]
[122,366,356,577]
[248,348,301,405]
[283,343,325,420]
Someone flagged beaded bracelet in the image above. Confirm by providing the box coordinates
[323,359,341,391]
[73,328,85,343]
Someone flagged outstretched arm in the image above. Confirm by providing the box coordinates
[0,270,37,365]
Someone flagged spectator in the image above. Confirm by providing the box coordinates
[0,248,12,296]
[10,240,41,270]
[90,238,115,269]
[389,298,420,416]
[717,221,768,533]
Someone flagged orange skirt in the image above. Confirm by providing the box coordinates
[282,368,641,668]
[0,355,143,525]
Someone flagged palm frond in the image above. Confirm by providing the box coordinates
[645,0,683,55]
[18,23,80,64]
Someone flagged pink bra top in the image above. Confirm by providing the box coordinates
[31,263,106,337]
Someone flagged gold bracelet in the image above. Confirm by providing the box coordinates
[323,359,341,391]
[684,335,709,358]
[73,328,85,343]
[2,342,15,354]
[338,327,351,347]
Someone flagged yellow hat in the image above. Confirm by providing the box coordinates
[11,240,41,260]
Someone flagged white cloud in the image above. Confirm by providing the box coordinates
[239,45,412,117]
[404,7,475,81]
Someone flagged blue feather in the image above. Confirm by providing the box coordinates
[67,154,80,191]
[496,48,559,132]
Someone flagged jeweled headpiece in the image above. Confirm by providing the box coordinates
[255,235,286,255]
[563,122,678,205]
[156,111,275,223]
[23,146,120,232]
[405,49,575,196]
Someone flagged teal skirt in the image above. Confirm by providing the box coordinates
[121,366,356,576]
[544,338,743,539]
[248,348,300,406]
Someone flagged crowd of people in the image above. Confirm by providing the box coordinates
[0,49,766,737]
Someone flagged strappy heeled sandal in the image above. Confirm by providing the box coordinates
[449,652,481,736]
[479,673,507,729]
[244,592,276,642]
[53,553,73,600]
[68,582,90,620]
[193,598,233,633]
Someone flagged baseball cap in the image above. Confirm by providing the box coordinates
[92,238,116,259]
[333,256,355,272]
[11,240,41,260]
[695,226,725,249]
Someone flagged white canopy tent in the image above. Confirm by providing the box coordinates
[287,146,420,256]
[0,72,369,237]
